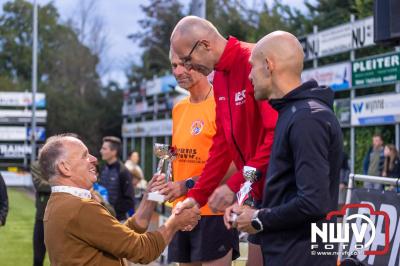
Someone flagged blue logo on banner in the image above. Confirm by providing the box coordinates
[27,127,46,141]
[36,98,46,108]
[358,115,395,125]
[330,81,350,91]
[352,102,364,113]
[330,67,350,91]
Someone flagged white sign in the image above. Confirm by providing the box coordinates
[144,78,162,96]
[145,75,177,96]
[1,171,32,186]
[0,126,46,141]
[0,109,47,118]
[300,16,374,60]
[319,23,353,57]
[0,127,26,141]
[300,34,319,61]
[122,93,186,117]
[0,144,31,158]
[0,92,46,107]
[122,119,172,137]
[0,109,47,123]
[302,62,352,91]
[351,93,400,126]
[352,17,374,49]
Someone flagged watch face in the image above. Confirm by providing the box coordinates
[251,219,262,231]
[185,179,195,189]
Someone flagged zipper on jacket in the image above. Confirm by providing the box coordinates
[227,81,245,165]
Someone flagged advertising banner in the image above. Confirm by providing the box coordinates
[0,144,31,158]
[352,52,400,88]
[0,126,46,141]
[351,93,400,126]
[0,92,46,107]
[122,119,172,137]
[0,110,47,123]
[302,62,352,91]
[343,188,400,266]
[145,75,177,96]
[300,16,374,60]
[334,98,351,127]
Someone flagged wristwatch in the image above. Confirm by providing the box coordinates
[185,178,196,189]
[251,210,264,232]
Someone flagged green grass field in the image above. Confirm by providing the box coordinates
[0,188,50,266]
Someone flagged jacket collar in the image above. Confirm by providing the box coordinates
[214,36,240,72]
[51,186,92,199]
[268,80,319,112]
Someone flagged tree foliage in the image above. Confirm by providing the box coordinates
[0,0,122,156]
[127,0,185,85]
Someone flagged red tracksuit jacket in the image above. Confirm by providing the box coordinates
[187,36,278,207]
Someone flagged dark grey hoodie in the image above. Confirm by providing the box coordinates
[257,79,343,266]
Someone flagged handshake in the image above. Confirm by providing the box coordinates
[166,199,201,232]
[146,173,201,232]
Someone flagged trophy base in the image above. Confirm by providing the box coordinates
[147,191,165,203]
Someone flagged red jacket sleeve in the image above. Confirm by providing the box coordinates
[225,79,277,200]
[186,102,232,207]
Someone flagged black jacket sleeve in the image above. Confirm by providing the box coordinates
[258,117,332,231]
[0,174,9,226]
[340,153,350,185]
[118,164,135,214]
[363,147,371,175]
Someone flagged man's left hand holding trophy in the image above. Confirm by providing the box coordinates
[149,143,200,231]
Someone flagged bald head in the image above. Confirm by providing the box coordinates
[170,16,226,76]
[39,134,80,180]
[249,31,304,100]
[39,133,98,189]
[252,31,304,76]
[171,16,220,46]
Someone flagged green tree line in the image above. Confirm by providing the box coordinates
[0,0,122,158]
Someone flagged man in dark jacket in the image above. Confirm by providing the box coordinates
[363,134,385,190]
[31,161,51,266]
[0,172,8,226]
[225,31,343,266]
[99,136,135,221]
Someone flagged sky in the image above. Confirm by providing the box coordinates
[0,0,311,87]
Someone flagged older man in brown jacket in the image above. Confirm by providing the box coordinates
[40,134,200,266]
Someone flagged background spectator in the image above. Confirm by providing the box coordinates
[31,161,51,266]
[382,144,400,192]
[0,172,8,227]
[99,136,135,221]
[363,134,385,190]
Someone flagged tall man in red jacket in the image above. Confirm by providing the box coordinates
[170,16,277,265]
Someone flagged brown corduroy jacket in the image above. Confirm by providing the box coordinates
[44,192,165,266]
